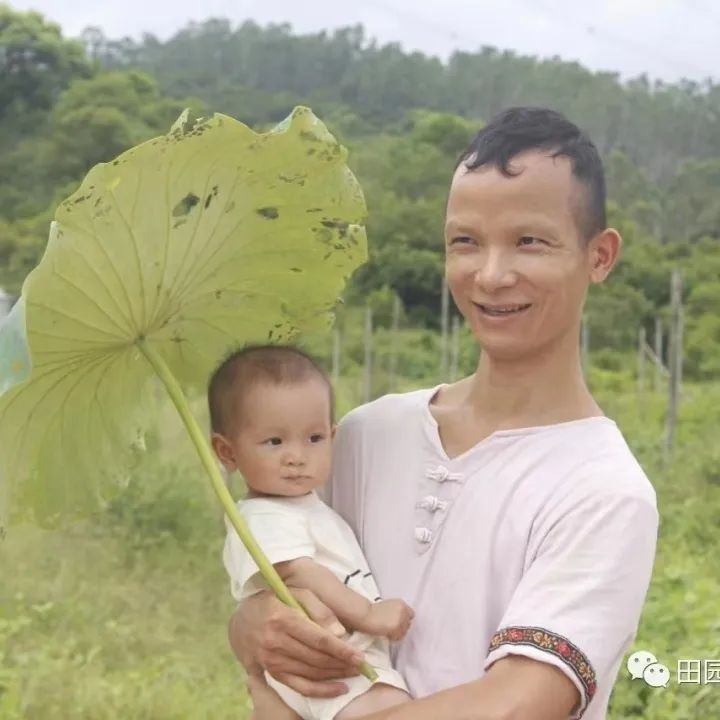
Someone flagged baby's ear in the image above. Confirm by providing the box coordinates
[211,433,238,471]
[330,424,338,439]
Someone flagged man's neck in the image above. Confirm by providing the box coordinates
[459,333,601,429]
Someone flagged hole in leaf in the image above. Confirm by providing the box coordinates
[172,193,200,217]
[256,207,279,220]
[205,185,219,209]
[300,130,321,143]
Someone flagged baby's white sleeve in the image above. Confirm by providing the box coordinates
[222,505,316,601]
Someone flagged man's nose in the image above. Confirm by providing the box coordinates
[473,248,517,291]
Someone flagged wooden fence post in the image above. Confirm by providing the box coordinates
[637,326,646,394]
[654,317,663,393]
[388,294,401,391]
[664,269,683,458]
[363,305,373,403]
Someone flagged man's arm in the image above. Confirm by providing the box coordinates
[275,557,413,639]
[356,656,577,720]
[351,485,657,720]
[247,655,578,720]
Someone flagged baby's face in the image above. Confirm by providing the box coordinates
[223,378,334,497]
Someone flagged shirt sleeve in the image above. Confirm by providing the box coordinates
[483,484,659,719]
[222,504,316,601]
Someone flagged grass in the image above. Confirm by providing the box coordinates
[0,472,252,720]
[1,369,719,719]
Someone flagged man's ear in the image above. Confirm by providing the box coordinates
[211,432,238,471]
[331,423,338,439]
[588,228,622,284]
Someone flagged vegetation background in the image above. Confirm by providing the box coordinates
[0,5,719,718]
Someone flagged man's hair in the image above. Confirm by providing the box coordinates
[207,344,334,435]
[456,106,606,240]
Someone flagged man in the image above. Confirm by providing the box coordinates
[229,106,659,720]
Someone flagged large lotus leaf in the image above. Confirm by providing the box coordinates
[0,106,367,529]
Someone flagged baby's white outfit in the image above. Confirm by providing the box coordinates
[223,490,408,720]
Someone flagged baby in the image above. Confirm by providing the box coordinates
[209,344,412,720]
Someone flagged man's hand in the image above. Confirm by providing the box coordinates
[228,589,365,698]
[364,599,414,641]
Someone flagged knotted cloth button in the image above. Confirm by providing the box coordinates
[416,495,448,512]
[426,465,464,483]
[415,527,433,543]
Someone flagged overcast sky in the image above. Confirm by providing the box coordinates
[9,0,720,84]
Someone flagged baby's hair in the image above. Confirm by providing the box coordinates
[207,344,335,435]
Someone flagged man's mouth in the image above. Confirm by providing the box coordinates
[474,302,532,317]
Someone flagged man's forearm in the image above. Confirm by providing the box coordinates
[356,656,578,720]
[356,678,503,720]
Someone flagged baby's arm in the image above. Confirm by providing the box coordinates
[275,558,413,640]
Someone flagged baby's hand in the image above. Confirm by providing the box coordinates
[365,599,414,641]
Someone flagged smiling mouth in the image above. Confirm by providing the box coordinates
[474,302,532,317]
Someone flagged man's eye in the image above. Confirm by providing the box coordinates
[518,236,546,246]
[310,434,325,443]
[263,437,282,446]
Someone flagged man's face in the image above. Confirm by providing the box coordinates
[444,150,607,362]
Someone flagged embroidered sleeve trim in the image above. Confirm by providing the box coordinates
[488,626,597,710]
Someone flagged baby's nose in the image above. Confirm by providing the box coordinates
[283,448,305,465]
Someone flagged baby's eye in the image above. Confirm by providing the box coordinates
[449,236,474,245]
[263,437,282,446]
[309,434,325,443]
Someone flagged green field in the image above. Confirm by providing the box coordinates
[1,360,718,720]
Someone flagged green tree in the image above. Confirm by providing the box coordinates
[107,19,720,183]
[346,112,474,323]
[0,5,90,139]
[685,282,720,378]
[43,71,202,182]
[0,69,204,288]
[663,159,720,243]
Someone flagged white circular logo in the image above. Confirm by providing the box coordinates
[643,662,670,688]
[627,650,658,680]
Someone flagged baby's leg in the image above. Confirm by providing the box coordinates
[335,684,410,719]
